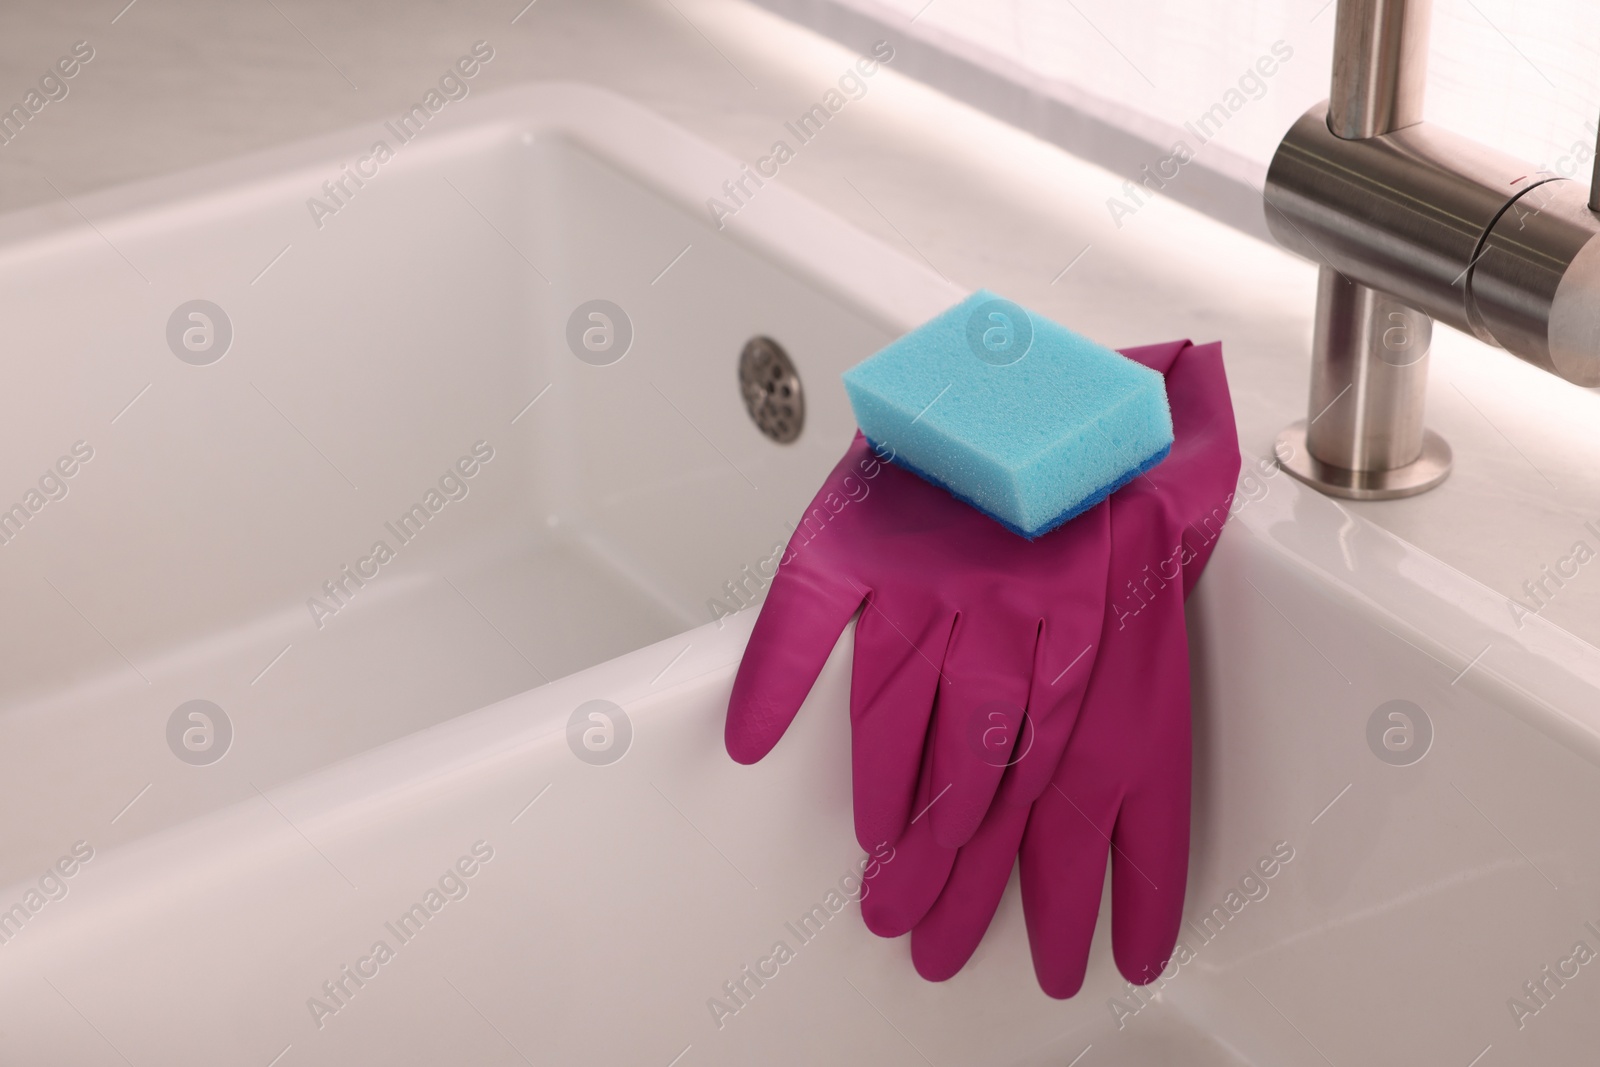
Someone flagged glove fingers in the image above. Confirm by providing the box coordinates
[909,798,1030,981]
[725,563,863,765]
[929,613,1040,849]
[850,597,957,851]
[1108,778,1191,988]
[997,504,1112,808]
[1020,781,1119,999]
[1094,492,1194,986]
[860,742,958,938]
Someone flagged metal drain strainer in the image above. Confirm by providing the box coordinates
[738,336,804,444]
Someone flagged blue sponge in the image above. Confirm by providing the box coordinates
[841,290,1173,539]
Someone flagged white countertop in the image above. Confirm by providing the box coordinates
[4,0,1598,648]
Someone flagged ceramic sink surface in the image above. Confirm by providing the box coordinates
[2,83,1599,1066]
[0,82,944,891]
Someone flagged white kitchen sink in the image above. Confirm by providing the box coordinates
[0,80,949,889]
[2,82,1598,1066]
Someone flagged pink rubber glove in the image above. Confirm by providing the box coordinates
[860,340,1241,996]
[725,436,1113,854]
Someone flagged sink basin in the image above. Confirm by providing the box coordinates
[3,82,1599,1067]
[0,81,952,890]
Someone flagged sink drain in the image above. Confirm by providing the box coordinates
[738,336,804,444]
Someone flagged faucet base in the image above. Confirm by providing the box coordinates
[1275,420,1452,500]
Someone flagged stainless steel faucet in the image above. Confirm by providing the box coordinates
[1265,0,1600,499]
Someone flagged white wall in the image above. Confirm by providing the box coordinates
[841,0,1600,186]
